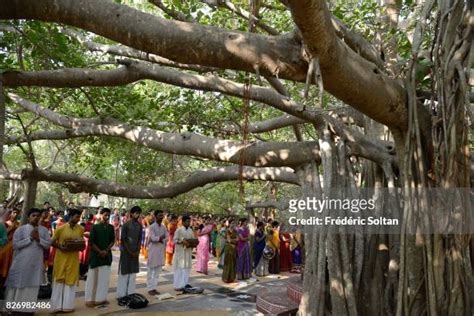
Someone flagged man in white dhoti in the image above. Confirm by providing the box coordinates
[172,215,194,290]
[84,208,115,307]
[146,210,168,295]
[5,208,52,313]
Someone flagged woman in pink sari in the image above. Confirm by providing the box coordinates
[196,216,213,275]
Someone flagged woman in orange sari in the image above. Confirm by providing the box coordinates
[0,209,19,286]
[141,212,154,260]
[166,215,177,265]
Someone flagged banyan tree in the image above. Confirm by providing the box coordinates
[0,0,472,314]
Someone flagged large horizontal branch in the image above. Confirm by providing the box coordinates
[0,0,307,80]
[154,0,381,69]
[3,66,148,89]
[63,28,217,73]
[21,166,298,199]
[246,114,305,133]
[4,117,304,143]
[1,0,406,128]
[3,62,393,165]
[189,0,382,70]
[222,108,364,135]
[8,94,321,167]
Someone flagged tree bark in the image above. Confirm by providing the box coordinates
[21,177,37,224]
[15,166,298,199]
[8,93,322,167]
[286,0,407,129]
[0,0,307,81]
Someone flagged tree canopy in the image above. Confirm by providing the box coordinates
[0,0,472,314]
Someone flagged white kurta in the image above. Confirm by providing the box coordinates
[6,224,52,288]
[146,222,168,268]
[172,226,194,270]
[5,287,40,312]
[5,224,51,313]
[172,226,194,289]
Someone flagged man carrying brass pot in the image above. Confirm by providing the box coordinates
[172,215,195,290]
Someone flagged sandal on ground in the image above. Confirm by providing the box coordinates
[147,289,158,295]
[85,301,96,308]
[62,309,75,314]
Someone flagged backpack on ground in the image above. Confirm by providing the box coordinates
[126,293,149,309]
[182,286,204,294]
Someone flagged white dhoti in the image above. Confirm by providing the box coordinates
[85,265,111,304]
[146,266,162,290]
[173,268,190,289]
[51,281,76,312]
[116,273,136,298]
[5,287,39,312]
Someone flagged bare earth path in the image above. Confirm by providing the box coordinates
[34,250,295,315]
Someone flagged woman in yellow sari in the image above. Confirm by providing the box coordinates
[267,221,280,274]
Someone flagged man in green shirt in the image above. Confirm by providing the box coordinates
[84,208,115,307]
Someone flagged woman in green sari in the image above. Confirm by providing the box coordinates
[217,219,227,269]
[222,220,237,283]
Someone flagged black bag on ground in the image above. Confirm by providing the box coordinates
[182,286,204,294]
[126,293,149,309]
[117,296,131,306]
[37,284,52,299]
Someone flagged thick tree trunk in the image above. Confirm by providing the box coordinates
[21,177,37,224]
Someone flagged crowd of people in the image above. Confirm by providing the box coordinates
[0,201,304,313]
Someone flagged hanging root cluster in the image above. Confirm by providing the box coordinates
[396,0,473,315]
[299,1,472,315]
